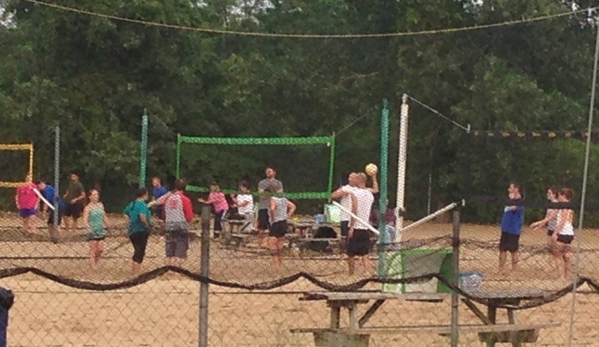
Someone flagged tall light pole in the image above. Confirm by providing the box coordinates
[566,11,599,347]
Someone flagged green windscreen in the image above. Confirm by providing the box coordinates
[176,135,336,200]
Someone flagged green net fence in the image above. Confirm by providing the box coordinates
[176,135,336,200]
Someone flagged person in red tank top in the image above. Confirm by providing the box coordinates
[163,179,194,267]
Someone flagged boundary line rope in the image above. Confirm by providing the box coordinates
[22,0,597,39]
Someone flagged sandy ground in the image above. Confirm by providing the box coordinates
[0,213,598,346]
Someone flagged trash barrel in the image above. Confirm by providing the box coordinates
[0,287,14,347]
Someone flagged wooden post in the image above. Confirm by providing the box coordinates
[451,210,460,347]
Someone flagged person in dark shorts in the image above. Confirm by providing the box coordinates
[257,167,283,245]
[346,173,375,275]
[124,187,152,276]
[36,181,66,239]
[267,187,296,270]
[63,173,86,235]
[498,182,525,274]
[163,179,194,266]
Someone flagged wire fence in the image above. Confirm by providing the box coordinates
[0,203,598,346]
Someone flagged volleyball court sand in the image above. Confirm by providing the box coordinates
[0,214,598,346]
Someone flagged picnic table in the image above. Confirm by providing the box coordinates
[289,220,316,237]
[291,290,559,347]
[222,219,253,246]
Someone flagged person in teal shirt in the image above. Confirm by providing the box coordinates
[83,189,108,272]
[124,187,152,276]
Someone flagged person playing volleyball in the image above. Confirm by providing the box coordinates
[331,172,357,256]
[163,179,194,266]
[498,182,524,274]
[267,186,296,271]
[233,180,254,233]
[553,188,575,281]
[63,173,86,235]
[124,188,152,276]
[82,189,108,271]
[15,173,39,235]
[530,187,560,270]
[257,167,283,238]
[346,173,374,275]
[198,183,228,238]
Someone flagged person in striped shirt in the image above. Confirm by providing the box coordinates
[163,179,194,266]
[530,187,560,270]
[267,186,296,270]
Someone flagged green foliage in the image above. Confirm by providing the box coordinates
[0,0,597,224]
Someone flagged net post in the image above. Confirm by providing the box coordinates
[51,123,60,243]
[29,142,34,177]
[377,99,389,277]
[395,94,409,242]
[199,205,211,347]
[176,133,181,179]
[327,133,336,196]
[451,209,460,347]
[139,110,148,187]
[567,14,599,347]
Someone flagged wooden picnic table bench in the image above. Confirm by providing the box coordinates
[291,291,559,347]
[289,220,316,237]
[222,219,253,246]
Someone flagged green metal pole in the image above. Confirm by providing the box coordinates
[176,133,181,179]
[378,100,389,277]
[139,110,148,187]
[327,133,336,196]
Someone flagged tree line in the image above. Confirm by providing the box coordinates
[1,0,599,225]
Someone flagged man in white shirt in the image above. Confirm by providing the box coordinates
[331,172,357,255]
[346,173,375,275]
[235,180,254,233]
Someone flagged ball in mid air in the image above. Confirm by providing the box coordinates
[365,163,378,176]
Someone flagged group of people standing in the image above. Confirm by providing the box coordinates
[15,172,108,270]
[498,182,576,280]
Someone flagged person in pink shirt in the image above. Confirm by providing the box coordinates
[15,173,40,235]
[198,183,228,238]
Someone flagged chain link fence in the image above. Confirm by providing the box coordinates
[0,106,598,347]
[0,203,598,346]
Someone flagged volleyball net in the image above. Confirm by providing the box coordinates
[176,134,336,200]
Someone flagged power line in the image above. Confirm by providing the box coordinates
[23,0,597,39]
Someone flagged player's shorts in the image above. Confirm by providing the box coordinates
[499,232,520,252]
[557,234,574,245]
[347,229,372,256]
[269,221,287,238]
[340,221,350,237]
[165,228,189,259]
[547,229,555,237]
[64,202,84,218]
[258,209,270,230]
[87,229,106,241]
[19,208,36,218]
[129,231,150,264]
